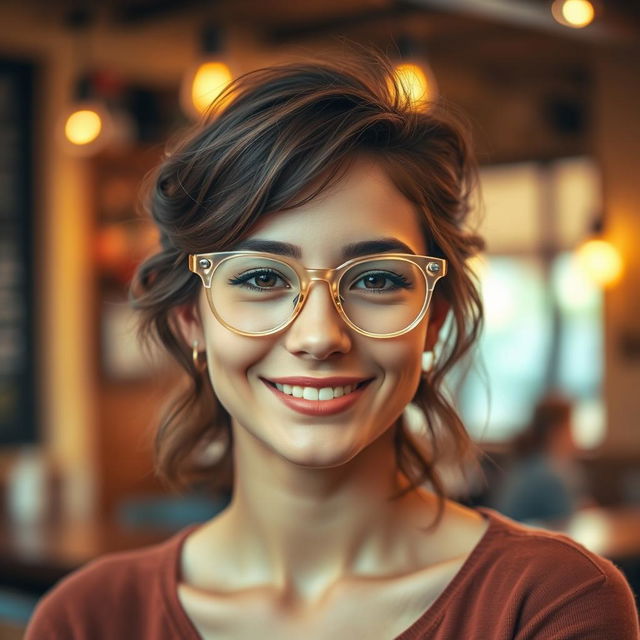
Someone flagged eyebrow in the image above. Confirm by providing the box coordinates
[231,237,417,260]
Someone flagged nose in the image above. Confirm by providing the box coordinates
[283,279,352,360]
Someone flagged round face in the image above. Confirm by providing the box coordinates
[196,156,432,469]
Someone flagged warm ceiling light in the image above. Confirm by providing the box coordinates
[60,71,124,155]
[552,0,595,29]
[64,108,102,145]
[189,61,232,116]
[393,62,438,110]
[180,26,233,120]
[394,63,428,103]
[576,238,623,287]
[59,99,116,156]
[392,35,438,110]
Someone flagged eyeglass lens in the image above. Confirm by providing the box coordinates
[209,255,428,335]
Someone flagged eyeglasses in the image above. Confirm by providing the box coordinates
[188,251,447,338]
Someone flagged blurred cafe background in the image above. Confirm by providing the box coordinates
[0,0,639,636]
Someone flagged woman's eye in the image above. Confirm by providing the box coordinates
[229,269,290,290]
[253,272,278,287]
[361,274,388,289]
[352,272,410,291]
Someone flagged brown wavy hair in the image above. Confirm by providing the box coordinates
[130,49,484,524]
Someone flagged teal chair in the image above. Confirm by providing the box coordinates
[116,493,230,532]
[0,586,40,627]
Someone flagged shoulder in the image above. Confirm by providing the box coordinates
[44,534,171,596]
[24,527,194,640]
[470,508,639,637]
[476,507,621,579]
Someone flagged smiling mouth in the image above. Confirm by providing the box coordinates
[263,379,373,401]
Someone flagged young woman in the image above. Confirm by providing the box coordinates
[26,52,638,639]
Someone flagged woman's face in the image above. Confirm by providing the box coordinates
[194,157,437,468]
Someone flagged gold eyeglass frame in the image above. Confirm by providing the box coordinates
[188,251,447,339]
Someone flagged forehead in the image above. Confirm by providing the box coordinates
[241,158,428,265]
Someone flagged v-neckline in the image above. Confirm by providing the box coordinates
[160,507,498,639]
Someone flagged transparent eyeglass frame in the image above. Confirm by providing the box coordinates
[188,251,447,339]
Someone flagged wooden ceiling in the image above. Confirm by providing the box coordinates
[23,0,640,43]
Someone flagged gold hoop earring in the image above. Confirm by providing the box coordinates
[192,340,206,372]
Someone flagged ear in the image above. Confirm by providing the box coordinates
[424,294,450,352]
[173,298,206,350]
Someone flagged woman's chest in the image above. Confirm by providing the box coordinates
[177,556,467,640]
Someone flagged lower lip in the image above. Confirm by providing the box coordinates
[262,380,371,416]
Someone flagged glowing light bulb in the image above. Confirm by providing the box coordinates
[182,60,232,118]
[58,101,116,156]
[576,238,623,287]
[64,108,102,145]
[393,63,436,108]
[552,0,595,29]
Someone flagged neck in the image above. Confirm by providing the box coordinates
[216,421,433,602]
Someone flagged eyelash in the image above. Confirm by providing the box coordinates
[351,271,413,292]
[228,270,412,292]
[228,269,290,291]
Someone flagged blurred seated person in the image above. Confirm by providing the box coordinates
[491,393,593,523]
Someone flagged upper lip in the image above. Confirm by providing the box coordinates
[263,376,373,388]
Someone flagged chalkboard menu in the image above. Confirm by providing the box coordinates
[0,60,35,445]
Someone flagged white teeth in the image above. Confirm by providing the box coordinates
[273,382,364,400]
[302,387,319,400]
[318,387,334,401]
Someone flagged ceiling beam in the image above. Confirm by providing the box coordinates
[265,4,419,43]
[404,0,630,41]
[112,0,214,24]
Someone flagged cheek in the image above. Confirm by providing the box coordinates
[198,291,266,375]
[366,330,425,392]
[201,317,274,403]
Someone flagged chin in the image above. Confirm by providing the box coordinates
[266,423,391,470]
[273,440,363,470]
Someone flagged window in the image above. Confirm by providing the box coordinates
[454,158,605,449]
